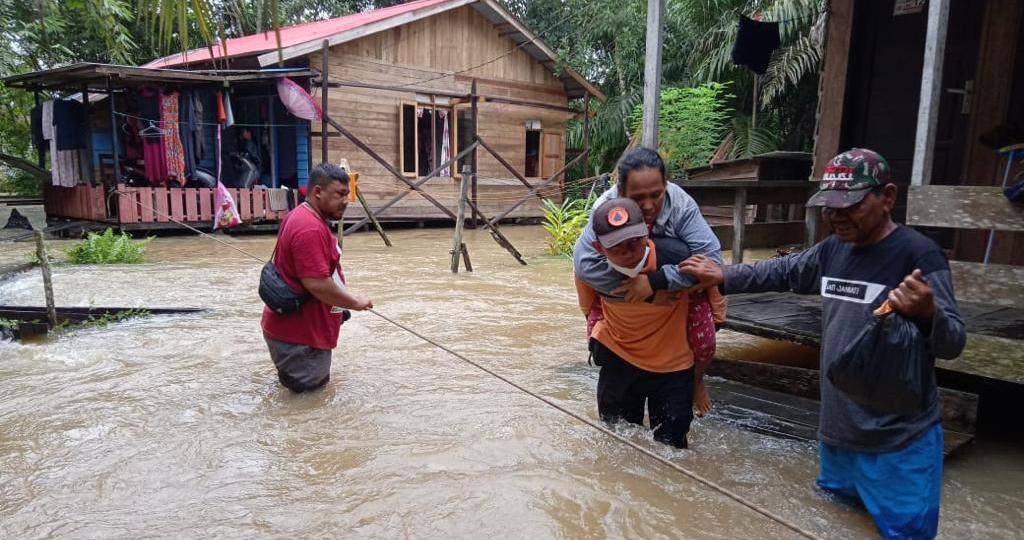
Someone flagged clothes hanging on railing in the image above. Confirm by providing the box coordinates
[161,91,187,185]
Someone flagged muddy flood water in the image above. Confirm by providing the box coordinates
[1,226,1022,539]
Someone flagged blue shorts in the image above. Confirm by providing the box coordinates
[816,423,943,540]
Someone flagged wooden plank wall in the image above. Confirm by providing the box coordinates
[309,5,571,222]
[115,187,296,225]
[42,185,107,221]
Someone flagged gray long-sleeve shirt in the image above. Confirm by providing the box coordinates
[573,183,723,296]
[723,225,966,452]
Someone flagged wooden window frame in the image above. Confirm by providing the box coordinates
[398,101,458,179]
[399,101,418,177]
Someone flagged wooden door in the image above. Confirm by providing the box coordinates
[540,132,563,180]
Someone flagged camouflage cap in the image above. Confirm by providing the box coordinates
[806,148,892,208]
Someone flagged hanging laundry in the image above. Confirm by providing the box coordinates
[43,100,83,187]
[216,91,227,124]
[53,99,86,151]
[161,91,187,186]
[731,15,780,74]
[223,91,235,127]
[138,87,168,185]
[179,90,199,181]
[439,110,450,177]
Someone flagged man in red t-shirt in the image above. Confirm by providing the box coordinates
[261,163,373,392]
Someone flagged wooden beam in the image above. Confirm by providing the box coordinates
[476,136,544,199]
[911,0,951,186]
[451,167,471,273]
[731,187,747,263]
[810,0,855,180]
[465,198,527,265]
[0,152,49,182]
[314,78,470,100]
[353,180,392,247]
[487,152,585,226]
[321,41,329,164]
[342,141,480,234]
[323,113,457,220]
[470,80,479,229]
[906,185,1024,231]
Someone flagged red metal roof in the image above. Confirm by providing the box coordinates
[143,0,455,69]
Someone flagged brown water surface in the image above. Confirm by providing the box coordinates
[1,227,1021,538]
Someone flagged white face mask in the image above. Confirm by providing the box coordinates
[607,245,650,278]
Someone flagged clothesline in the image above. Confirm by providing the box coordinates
[114,110,308,129]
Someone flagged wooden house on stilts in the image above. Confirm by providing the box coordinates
[3,0,603,231]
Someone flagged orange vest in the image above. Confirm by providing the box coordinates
[574,241,727,373]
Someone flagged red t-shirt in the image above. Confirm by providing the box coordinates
[261,204,345,350]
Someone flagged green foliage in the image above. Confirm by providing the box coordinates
[66,229,152,265]
[628,83,733,173]
[75,308,152,331]
[728,115,782,159]
[541,197,593,257]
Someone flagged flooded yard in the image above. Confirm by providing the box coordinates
[1,226,1022,538]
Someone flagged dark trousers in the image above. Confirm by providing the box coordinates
[264,334,332,393]
[593,340,695,448]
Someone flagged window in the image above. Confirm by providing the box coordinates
[525,128,541,178]
[399,103,455,177]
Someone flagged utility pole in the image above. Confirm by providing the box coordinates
[641,0,666,149]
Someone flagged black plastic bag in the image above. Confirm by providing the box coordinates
[827,306,929,414]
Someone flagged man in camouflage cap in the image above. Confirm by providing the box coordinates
[678,149,965,539]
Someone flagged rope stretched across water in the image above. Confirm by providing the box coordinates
[108,190,822,540]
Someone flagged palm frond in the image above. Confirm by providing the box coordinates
[760,35,822,107]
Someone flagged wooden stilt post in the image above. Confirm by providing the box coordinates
[107,77,121,219]
[321,40,329,164]
[451,165,472,272]
[34,231,58,329]
[34,91,44,169]
[732,187,747,264]
[469,79,479,229]
[82,85,95,186]
[431,94,437,175]
[354,178,392,247]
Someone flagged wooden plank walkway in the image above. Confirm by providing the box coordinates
[724,292,1024,385]
[707,378,974,457]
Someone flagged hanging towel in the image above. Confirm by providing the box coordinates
[731,15,780,74]
[439,110,450,177]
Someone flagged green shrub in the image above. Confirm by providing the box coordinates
[542,197,593,257]
[630,83,734,174]
[66,229,152,264]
